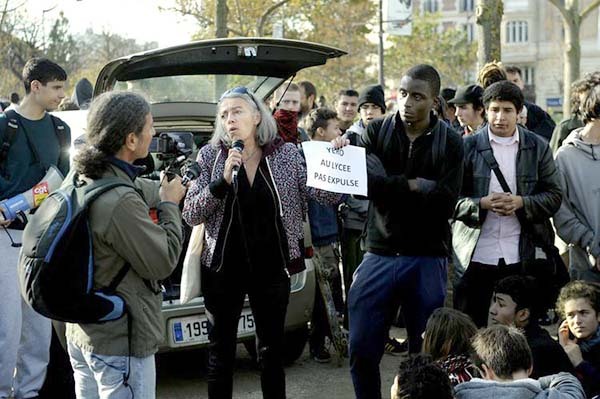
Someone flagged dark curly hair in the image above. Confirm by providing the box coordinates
[74,91,150,179]
[305,107,338,138]
[393,354,453,399]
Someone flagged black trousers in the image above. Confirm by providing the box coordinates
[454,259,522,327]
[202,268,290,399]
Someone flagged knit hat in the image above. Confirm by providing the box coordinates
[358,85,386,113]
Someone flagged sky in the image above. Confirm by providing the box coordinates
[24,0,200,48]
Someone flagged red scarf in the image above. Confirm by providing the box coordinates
[274,109,299,144]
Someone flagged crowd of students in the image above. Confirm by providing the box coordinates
[2,54,600,399]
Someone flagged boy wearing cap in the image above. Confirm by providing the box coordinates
[449,84,486,136]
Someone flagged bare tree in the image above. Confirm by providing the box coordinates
[548,0,600,116]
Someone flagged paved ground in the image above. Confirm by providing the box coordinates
[156,326,408,399]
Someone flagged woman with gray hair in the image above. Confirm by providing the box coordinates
[183,86,341,398]
[68,91,186,398]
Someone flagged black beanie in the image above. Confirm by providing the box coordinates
[358,84,386,113]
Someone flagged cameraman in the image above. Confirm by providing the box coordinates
[0,58,70,399]
[65,91,186,398]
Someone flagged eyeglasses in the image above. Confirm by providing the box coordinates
[219,86,251,102]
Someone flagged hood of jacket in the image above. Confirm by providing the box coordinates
[455,378,544,399]
[346,119,366,137]
[562,128,600,161]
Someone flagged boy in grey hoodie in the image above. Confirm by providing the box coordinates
[454,325,584,399]
[554,72,600,283]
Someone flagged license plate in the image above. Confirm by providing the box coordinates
[171,310,255,345]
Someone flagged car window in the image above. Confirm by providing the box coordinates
[113,74,272,104]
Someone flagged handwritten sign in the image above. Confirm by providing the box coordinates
[302,141,367,196]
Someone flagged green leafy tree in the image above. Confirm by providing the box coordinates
[287,0,377,102]
[46,11,80,75]
[384,13,477,88]
[163,0,291,38]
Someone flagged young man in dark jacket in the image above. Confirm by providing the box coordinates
[344,64,464,399]
[488,275,574,378]
[453,80,562,328]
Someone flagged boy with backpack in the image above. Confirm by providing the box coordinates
[0,58,70,399]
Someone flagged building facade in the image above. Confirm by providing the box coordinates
[412,0,600,118]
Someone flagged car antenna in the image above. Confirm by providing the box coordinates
[272,74,296,115]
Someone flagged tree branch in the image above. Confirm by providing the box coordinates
[547,0,569,21]
[581,0,600,20]
[257,0,290,36]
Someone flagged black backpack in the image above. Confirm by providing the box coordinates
[0,109,68,179]
[18,171,138,323]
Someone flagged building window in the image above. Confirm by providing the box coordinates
[521,66,535,86]
[460,0,475,12]
[463,23,475,42]
[422,0,439,13]
[506,21,529,43]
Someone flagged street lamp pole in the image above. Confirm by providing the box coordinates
[378,0,384,87]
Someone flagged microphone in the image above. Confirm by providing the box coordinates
[231,139,244,184]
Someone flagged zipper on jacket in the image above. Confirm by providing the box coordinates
[408,141,414,159]
[260,162,289,278]
[215,149,234,273]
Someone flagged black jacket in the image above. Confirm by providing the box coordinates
[576,338,600,398]
[524,323,574,379]
[359,112,464,257]
[525,101,556,141]
[452,126,562,272]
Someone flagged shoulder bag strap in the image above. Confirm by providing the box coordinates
[0,110,19,175]
[479,148,512,194]
[432,122,448,172]
[376,113,396,156]
[479,147,549,250]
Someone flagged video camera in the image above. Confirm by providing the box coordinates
[144,132,200,185]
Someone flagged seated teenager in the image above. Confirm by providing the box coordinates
[557,281,600,398]
[455,325,584,399]
[489,275,574,378]
[390,354,453,399]
[422,307,479,386]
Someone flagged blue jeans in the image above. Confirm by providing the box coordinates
[67,342,155,399]
[348,253,447,399]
